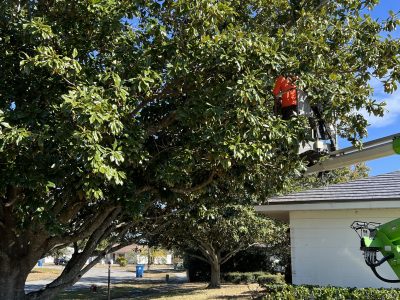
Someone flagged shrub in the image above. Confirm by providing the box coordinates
[223,272,242,283]
[257,274,285,286]
[116,256,127,267]
[241,273,255,283]
[260,285,400,300]
[223,272,282,284]
[253,271,266,280]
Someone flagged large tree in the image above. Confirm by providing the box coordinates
[0,0,399,299]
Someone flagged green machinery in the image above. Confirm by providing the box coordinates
[351,219,400,283]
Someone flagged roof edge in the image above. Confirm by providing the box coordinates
[255,199,400,214]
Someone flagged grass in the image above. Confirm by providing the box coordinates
[27,267,62,282]
[31,265,262,299]
[58,282,261,300]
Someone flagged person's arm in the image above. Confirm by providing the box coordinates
[272,76,283,97]
[273,77,283,114]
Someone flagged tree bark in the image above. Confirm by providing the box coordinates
[196,243,222,289]
[0,273,28,300]
[0,188,46,300]
[208,259,221,289]
[0,198,125,300]
[0,256,36,300]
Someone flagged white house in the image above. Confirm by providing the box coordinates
[256,170,400,288]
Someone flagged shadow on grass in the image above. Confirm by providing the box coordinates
[58,283,203,300]
[213,291,262,300]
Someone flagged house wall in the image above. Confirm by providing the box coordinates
[290,208,400,288]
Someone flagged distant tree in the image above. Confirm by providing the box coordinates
[143,202,286,288]
[277,163,370,195]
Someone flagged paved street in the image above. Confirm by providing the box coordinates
[25,265,186,293]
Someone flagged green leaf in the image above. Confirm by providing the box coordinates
[72,48,78,58]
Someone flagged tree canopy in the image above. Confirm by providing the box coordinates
[0,0,399,299]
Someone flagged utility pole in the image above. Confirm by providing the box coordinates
[147,247,151,270]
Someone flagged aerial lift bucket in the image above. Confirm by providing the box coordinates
[351,218,400,282]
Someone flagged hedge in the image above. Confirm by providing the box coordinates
[260,284,400,300]
[223,272,284,284]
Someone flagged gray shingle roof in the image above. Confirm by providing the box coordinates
[267,170,400,204]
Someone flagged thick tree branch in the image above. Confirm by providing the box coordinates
[46,205,116,252]
[80,222,133,274]
[146,111,177,136]
[171,170,216,194]
[187,253,209,264]
[135,185,157,196]
[220,243,259,265]
[28,207,122,299]
[57,200,86,224]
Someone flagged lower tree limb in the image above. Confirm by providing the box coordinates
[27,207,121,300]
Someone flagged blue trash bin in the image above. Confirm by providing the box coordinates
[37,259,43,267]
[135,264,144,278]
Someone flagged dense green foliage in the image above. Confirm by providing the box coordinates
[0,0,399,298]
[261,285,400,300]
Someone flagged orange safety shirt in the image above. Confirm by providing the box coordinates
[272,76,297,108]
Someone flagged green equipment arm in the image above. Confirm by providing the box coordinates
[351,219,400,282]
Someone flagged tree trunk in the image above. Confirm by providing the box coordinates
[208,260,221,289]
[0,199,45,300]
[0,257,34,300]
[0,275,27,300]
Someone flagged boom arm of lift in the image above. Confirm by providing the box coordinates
[305,133,400,175]
[305,132,400,282]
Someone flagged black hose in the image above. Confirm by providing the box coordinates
[369,265,400,283]
[365,254,400,283]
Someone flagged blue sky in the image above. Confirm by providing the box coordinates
[341,1,400,176]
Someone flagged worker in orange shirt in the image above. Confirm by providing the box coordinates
[272,75,298,120]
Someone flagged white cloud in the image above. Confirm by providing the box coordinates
[361,80,400,128]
